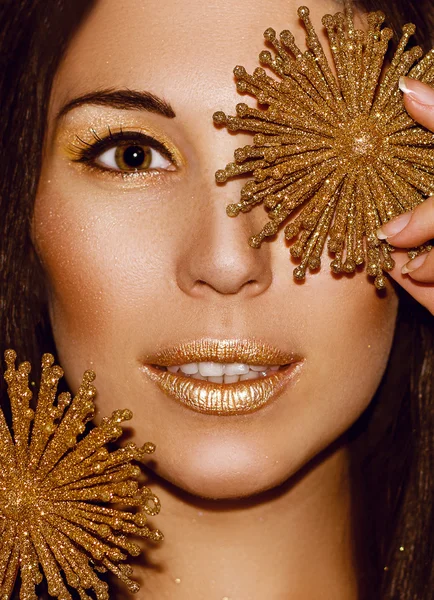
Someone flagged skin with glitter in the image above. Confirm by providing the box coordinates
[29,0,434,597]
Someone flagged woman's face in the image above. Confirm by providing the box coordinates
[34,0,399,499]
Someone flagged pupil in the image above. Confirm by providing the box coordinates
[123,145,146,168]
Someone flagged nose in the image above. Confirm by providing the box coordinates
[176,179,273,298]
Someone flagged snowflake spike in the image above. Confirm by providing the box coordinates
[36,373,99,479]
[28,355,64,470]
[339,7,359,115]
[358,15,380,105]
[212,110,227,126]
[293,265,307,280]
[0,351,162,598]
[3,353,35,470]
[373,45,423,114]
[1,541,20,599]
[280,28,303,59]
[0,408,15,479]
[385,23,417,83]
[213,0,434,288]
[362,28,393,114]
[322,14,348,107]
[344,0,355,40]
[411,48,434,81]
[263,27,292,67]
[297,5,344,106]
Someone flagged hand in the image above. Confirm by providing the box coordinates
[375,76,434,315]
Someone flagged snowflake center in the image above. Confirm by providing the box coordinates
[1,473,41,521]
[335,116,385,166]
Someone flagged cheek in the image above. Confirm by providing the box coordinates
[273,275,399,472]
[32,173,176,356]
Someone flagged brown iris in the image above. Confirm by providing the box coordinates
[115,142,152,170]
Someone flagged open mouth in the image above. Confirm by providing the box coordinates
[150,361,288,384]
[141,339,303,415]
[143,362,302,416]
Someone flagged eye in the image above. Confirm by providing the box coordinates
[96,141,172,172]
[69,130,177,175]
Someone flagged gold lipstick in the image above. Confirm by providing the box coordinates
[141,339,304,415]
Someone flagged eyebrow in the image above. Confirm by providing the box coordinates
[56,89,176,121]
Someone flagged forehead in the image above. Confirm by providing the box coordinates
[53,0,347,109]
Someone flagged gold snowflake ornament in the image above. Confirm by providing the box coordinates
[0,350,162,599]
[213,0,434,289]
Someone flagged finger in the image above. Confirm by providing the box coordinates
[376,196,434,247]
[401,248,434,283]
[399,76,434,132]
[386,249,434,315]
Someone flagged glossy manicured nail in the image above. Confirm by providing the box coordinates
[377,212,412,240]
[399,76,434,106]
[402,252,428,274]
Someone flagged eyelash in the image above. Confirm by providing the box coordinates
[68,128,176,176]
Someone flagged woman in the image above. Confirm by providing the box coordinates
[1,0,434,598]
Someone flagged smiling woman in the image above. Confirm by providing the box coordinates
[1,1,434,599]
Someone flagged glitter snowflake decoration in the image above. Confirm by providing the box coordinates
[0,350,163,599]
[213,0,434,289]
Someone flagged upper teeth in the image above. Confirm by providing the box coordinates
[163,362,281,383]
[167,362,280,375]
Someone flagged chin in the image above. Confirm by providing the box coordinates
[165,469,287,500]
[153,441,298,500]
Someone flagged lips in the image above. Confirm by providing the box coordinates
[140,339,304,415]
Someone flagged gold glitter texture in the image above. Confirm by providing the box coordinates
[144,364,300,415]
[142,339,303,415]
[213,0,434,289]
[0,350,162,599]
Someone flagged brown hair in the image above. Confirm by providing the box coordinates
[0,1,433,598]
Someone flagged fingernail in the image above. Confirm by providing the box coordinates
[399,76,434,106]
[376,212,412,240]
[402,252,428,274]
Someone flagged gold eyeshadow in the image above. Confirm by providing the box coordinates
[55,110,186,177]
